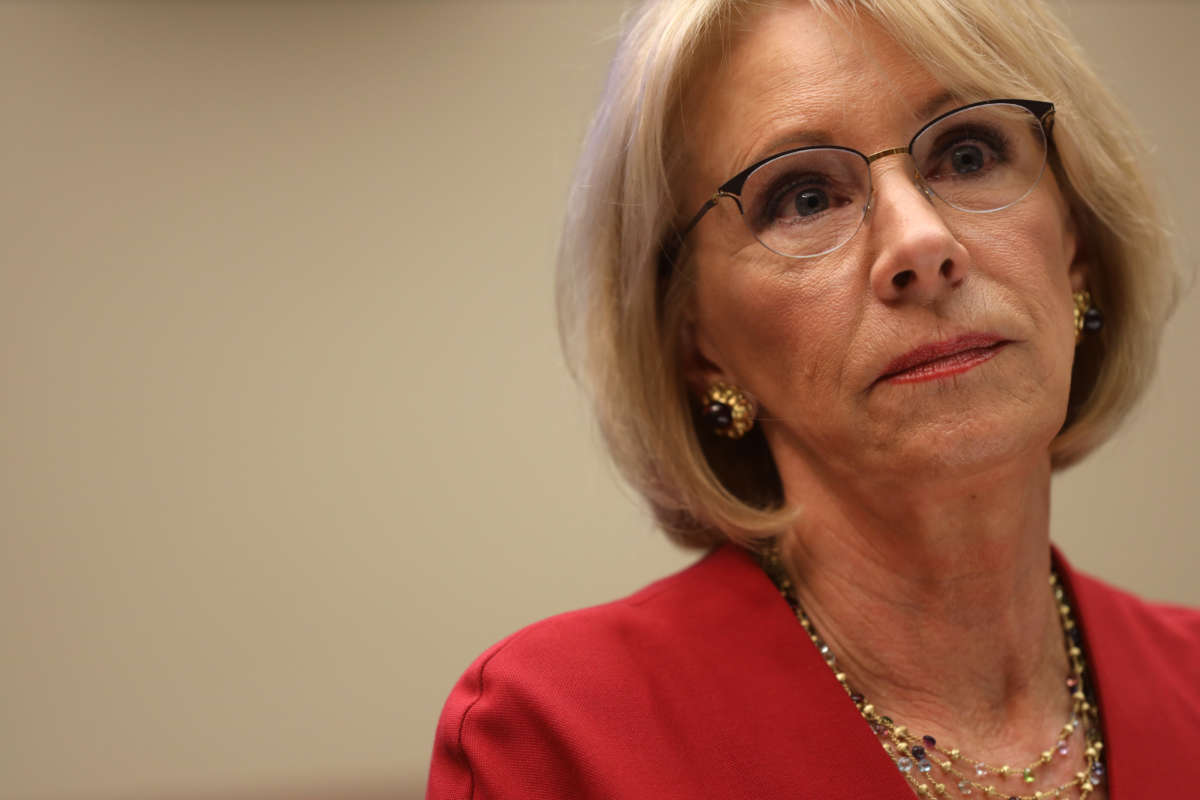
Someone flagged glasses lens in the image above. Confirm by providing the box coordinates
[911,102,1048,213]
[739,148,870,258]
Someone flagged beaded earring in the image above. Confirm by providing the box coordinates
[1073,290,1103,344]
[702,382,756,439]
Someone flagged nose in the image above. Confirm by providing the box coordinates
[865,161,970,304]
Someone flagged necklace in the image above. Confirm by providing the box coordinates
[760,543,1107,799]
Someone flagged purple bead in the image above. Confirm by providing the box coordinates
[704,401,733,430]
[922,734,936,748]
[911,745,926,760]
[850,693,864,705]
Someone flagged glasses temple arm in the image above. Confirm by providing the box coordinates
[678,192,723,241]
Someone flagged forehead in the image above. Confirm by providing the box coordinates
[682,2,950,183]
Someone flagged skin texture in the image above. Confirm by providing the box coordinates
[679,4,1104,794]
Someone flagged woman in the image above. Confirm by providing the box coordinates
[428,0,1198,797]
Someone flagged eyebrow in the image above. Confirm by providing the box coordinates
[747,89,960,166]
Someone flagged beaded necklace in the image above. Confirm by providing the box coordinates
[760,543,1107,799]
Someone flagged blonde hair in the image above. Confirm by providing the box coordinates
[556,0,1178,548]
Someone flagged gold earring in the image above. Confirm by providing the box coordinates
[1073,290,1104,344]
[702,382,756,439]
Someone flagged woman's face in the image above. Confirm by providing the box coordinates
[680,3,1086,487]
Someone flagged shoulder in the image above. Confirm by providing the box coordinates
[1067,563,1200,651]
[1060,552,1200,699]
[448,543,775,680]
[425,544,792,799]
[1057,555,1200,774]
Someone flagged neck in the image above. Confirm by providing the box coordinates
[774,451,1072,765]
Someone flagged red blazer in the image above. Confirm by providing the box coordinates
[427,545,1200,798]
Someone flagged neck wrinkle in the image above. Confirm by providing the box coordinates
[775,451,1074,766]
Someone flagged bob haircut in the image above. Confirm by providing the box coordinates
[556,0,1178,549]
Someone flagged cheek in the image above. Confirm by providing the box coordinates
[962,195,1075,315]
[693,253,861,398]
[957,200,1078,382]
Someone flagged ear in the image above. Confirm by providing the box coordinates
[1064,202,1091,294]
[679,316,734,398]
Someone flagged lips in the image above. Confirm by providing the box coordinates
[877,334,1009,385]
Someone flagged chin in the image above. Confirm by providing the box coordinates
[861,394,1067,481]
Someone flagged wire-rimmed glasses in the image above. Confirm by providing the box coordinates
[677,99,1056,259]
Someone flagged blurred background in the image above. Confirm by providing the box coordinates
[1,1,1196,798]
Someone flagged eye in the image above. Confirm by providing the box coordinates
[950,144,985,174]
[794,188,830,216]
[740,149,869,243]
[920,123,1011,183]
[757,175,849,229]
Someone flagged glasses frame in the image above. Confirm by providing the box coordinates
[676,98,1056,260]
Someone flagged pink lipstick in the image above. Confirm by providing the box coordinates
[878,335,1008,385]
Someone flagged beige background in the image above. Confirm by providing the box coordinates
[0,2,1196,799]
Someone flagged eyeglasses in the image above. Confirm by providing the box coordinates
[677,99,1055,259]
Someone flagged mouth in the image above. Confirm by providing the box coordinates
[876,334,1010,385]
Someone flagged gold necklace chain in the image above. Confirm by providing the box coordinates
[760,544,1107,799]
